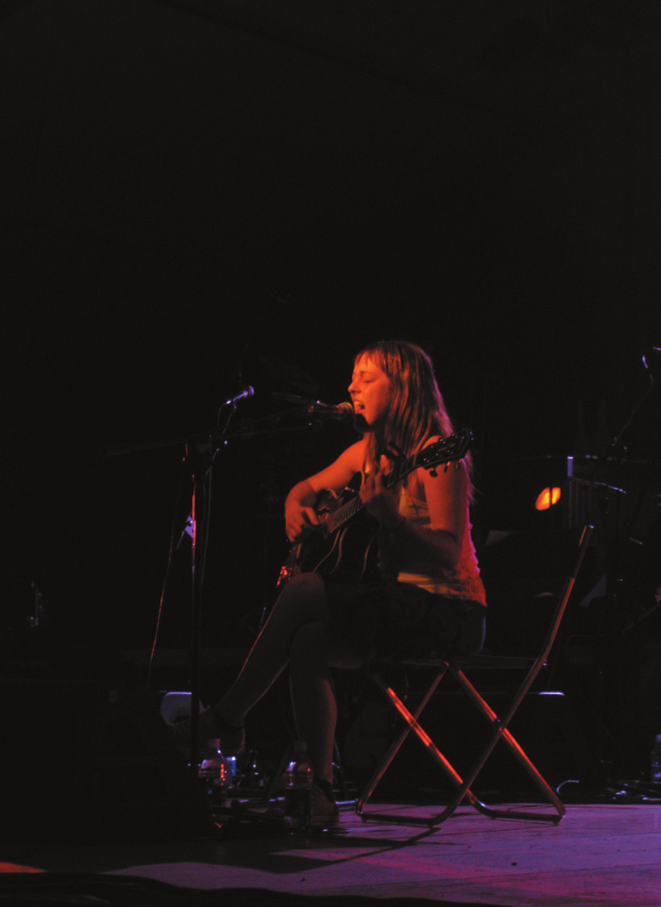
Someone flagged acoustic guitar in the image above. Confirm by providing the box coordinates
[277,429,472,589]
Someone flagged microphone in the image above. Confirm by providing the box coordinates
[271,393,354,423]
[224,386,255,407]
[306,400,354,422]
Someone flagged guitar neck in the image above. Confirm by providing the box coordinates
[326,452,419,535]
[324,430,471,535]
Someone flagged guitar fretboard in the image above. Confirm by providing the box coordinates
[325,452,420,535]
[327,492,363,535]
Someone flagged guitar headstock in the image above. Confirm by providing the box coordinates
[417,429,473,473]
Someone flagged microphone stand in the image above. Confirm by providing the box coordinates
[578,351,660,786]
[107,393,343,777]
[186,435,211,778]
[185,388,255,777]
[184,395,352,772]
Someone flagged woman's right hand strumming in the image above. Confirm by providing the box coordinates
[284,440,365,543]
[285,480,320,543]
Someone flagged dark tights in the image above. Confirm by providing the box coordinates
[215,573,361,784]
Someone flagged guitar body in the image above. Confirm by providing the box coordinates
[276,429,473,592]
[277,474,381,589]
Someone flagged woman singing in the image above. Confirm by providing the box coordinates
[175,340,486,828]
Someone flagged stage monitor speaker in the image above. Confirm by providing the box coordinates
[0,680,212,844]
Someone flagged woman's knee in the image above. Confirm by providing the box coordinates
[272,572,327,620]
[286,572,326,599]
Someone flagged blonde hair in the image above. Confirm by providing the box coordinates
[355,340,475,499]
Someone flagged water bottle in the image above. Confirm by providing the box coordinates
[284,741,313,831]
[651,735,661,784]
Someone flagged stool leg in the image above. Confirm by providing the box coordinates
[356,668,447,813]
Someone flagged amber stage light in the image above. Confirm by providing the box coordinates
[535,486,562,511]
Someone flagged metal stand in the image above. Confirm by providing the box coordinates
[187,439,212,776]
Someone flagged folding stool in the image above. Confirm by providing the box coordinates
[356,524,593,827]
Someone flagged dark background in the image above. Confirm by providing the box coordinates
[1,0,660,774]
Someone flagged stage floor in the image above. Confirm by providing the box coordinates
[2,800,661,906]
